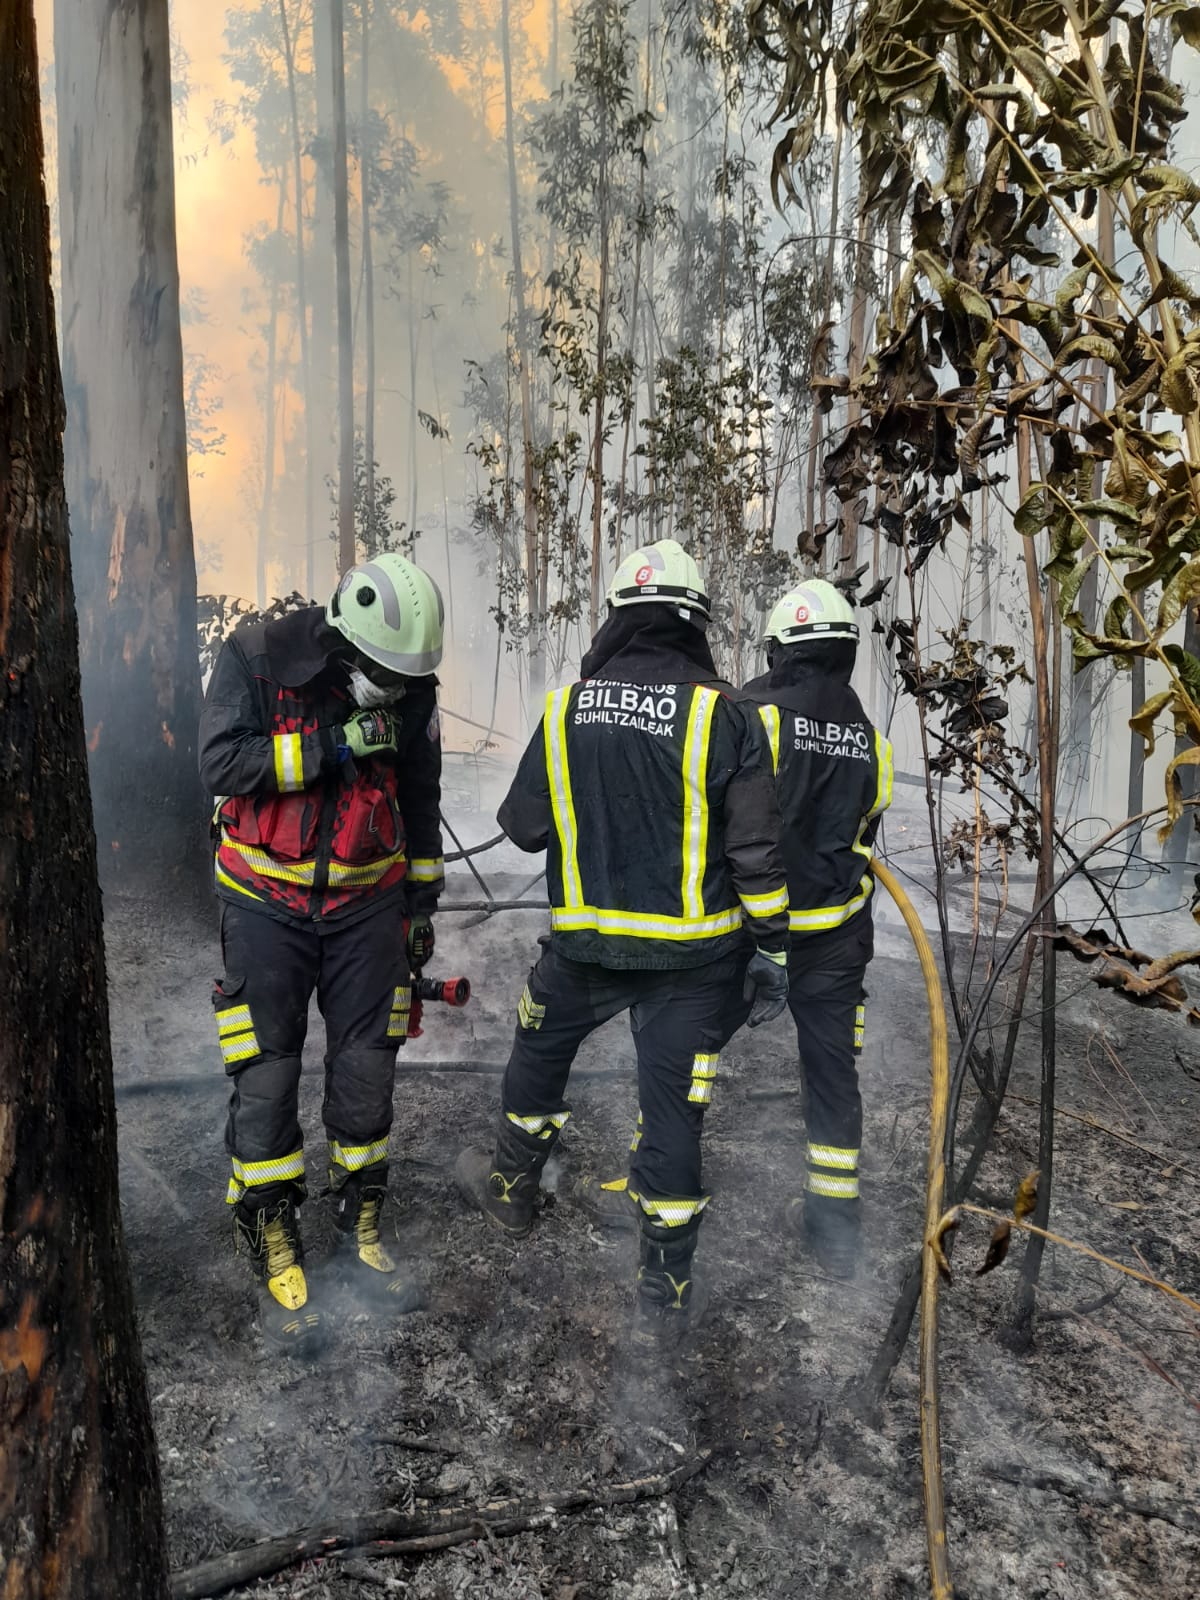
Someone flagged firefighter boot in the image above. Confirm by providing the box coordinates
[233,1187,324,1354]
[632,1214,704,1351]
[455,1115,562,1237]
[330,1165,424,1313]
[788,1193,862,1280]
[575,1173,638,1231]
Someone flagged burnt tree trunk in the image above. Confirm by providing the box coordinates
[329,0,356,573]
[0,4,168,1594]
[55,0,205,894]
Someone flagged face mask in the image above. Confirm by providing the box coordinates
[347,666,406,708]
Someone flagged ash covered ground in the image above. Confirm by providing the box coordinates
[107,796,1200,1599]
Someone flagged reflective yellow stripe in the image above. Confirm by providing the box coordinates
[545,688,584,909]
[220,1031,261,1064]
[740,884,789,919]
[629,1110,643,1153]
[517,984,546,1030]
[231,1150,305,1187]
[273,732,304,793]
[601,1177,629,1193]
[628,1191,709,1227]
[388,986,411,1040]
[215,864,265,901]
[506,1110,570,1139]
[854,1002,865,1050]
[682,688,718,921]
[807,1144,859,1171]
[216,1005,253,1035]
[407,857,444,883]
[871,730,894,817]
[807,1172,859,1200]
[329,1138,389,1171]
[789,879,872,932]
[688,1051,719,1105]
[551,904,743,940]
[757,704,781,773]
[223,838,316,885]
[327,850,406,887]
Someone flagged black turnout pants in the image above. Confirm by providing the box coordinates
[214,899,409,1206]
[723,914,871,1199]
[502,940,738,1211]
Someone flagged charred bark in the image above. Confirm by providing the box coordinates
[0,5,168,1593]
[55,0,205,895]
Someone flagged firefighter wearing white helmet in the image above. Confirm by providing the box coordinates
[197,551,447,1352]
[578,574,892,1281]
[456,539,790,1355]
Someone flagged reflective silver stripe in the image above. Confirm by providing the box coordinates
[807,1172,859,1199]
[329,1138,389,1171]
[629,1110,643,1153]
[740,885,789,918]
[216,1005,253,1035]
[630,1192,710,1227]
[231,1150,305,1186]
[219,1029,260,1064]
[807,1143,859,1171]
[408,857,444,883]
[854,1002,865,1050]
[688,1052,719,1105]
[517,984,546,1030]
[506,1110,570,1138]
[788,879,872,932]
[551,905,743,940]
[544,688,584,908]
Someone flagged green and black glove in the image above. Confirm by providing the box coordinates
[407,913,436,969]
[339,708,398,761]
[744,948,789,1029]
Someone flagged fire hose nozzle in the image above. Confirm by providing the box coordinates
[413,975,471,1007]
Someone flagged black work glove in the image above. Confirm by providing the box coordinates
[407,913,435,970]
[743,948,789,1028]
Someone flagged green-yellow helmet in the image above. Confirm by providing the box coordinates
[327,553,445,676]
[606,538,710,620]
[763,579,858,645]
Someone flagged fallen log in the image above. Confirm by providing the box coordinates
[169,1452,711,1600]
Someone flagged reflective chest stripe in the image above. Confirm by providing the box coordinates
[681,687,718,921]
[756,704,781,774]
[545,687,584,909]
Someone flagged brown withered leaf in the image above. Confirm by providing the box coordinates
[930,1207,961,1283]
[976,1220,1012,1276]
[1053,924,1151,967]
[1014,1170,1040,1223]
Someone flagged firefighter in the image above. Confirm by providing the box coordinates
[454,539,791,1350]
[579,579,893,1280]
[198,554,445,1350]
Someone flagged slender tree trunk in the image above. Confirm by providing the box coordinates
[279,0,317,598]
[615,0,655,565]
[311,0,336,575]
[1,7,168,1590]
[257,173,287,609]
[329,0,355,571]
[839,176,870,573]
[501,0,543,703]
[407,243,420,535]
[590,141,610,632]
[56,0,204,893]
[360,0,376,543]
[805,118,842,546]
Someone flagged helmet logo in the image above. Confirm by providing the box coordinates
[794,603,810,623]
[357,585,376,607]
[635,564,654,586]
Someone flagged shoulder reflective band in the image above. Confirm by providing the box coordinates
[682,687,719,921]
[544,687,584,909]
[407,856,445,883]
[757,703,781,774]
[273,732,305,793]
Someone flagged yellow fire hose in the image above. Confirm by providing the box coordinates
[872,858,953,1600]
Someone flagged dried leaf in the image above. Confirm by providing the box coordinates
[930,1206,960,1282]
[1130,690,1174,756]
[976,1220,1012,1276]
[1109,1199,1143,1211]
[1014,1170,1040,1223]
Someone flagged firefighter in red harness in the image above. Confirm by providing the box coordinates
[199,555,445,1350]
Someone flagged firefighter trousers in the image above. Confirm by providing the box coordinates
[213,899,410,1207]
[502,941,739,1220]
[724,914,871,1201]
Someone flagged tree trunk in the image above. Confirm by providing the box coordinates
[330,0,355,572]
[590,131,610,632]
[280,0,317,599]
[56,0,205,894]
[257,173,287,610]
[310,0,337,582]
[501,0,544,705]
[1,7,168,1593]
[360,0,376,546]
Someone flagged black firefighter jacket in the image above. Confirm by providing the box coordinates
[740,649,893,938]
[198,605,444,927]
[498,606,790,971]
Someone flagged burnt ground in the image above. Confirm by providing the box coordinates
[106,840,1200,1600]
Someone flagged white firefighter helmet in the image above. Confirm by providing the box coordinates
[327,553,445,676]
[763,579,859,645]
[606,538,710,621]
